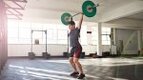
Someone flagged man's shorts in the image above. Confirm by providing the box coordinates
[69,45,82,58]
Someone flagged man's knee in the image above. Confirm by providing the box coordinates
[69,57,74,63]
[73,58,79,64]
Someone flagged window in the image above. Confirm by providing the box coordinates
[91,26,111,45]
[7,20,89,45]
[102,27,111,45]
[18,22,31,44]
[8,20,87,45]
[8,20,19,44]
[80,25,87,45]
[57,29,68,44]
[91,26,98,45]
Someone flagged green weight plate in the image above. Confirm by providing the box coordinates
[61,13,71,25]
[82,1,96,17]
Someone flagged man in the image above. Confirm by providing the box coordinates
[68,13,85,79]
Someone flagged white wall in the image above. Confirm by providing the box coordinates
[8,44,110,57]
[8,44,67,56]
[7,21,112,57]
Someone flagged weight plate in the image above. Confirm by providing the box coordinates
[61,13,72,25]
[82,1,97,17]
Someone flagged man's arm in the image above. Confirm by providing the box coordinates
[77,13,83,30]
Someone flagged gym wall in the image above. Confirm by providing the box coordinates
[8,44,110,57]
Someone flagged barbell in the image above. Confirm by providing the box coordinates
[61,0,98,25]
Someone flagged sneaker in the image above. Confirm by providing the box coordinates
[77,73,85,79]
[70,72,79,77]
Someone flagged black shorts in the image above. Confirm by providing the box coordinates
[69,45,82,58]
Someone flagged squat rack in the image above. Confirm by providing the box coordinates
[30,30,48,53]
[28,30,50,59]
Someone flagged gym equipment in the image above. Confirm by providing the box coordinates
[61,0,98,25]
[80,52,85,58]
[35,39,39,44]
[61,13,72,25]
[28,30,50,59]
[42,52,50,59]
[63,52,69,58]
[63,52,85,58]
[28,52,35,60]
[82,0,97,17]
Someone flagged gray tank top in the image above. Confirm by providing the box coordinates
[69,28,81,47]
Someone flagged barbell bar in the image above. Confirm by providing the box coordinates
[61,0,99,25]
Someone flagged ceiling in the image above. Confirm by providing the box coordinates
[5,0,143,24]
[25,0,134,14]
[126,11,143,20]
[4,0,27,20]
[22,0,139,21]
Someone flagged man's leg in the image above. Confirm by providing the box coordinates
[73,46,85,79]
[73,57,85,79]
[69,57,77,72]
[69,47,79,77]
[69,57,79,77]
[73,57,83,74]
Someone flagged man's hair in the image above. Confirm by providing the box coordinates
[69,21,75,25]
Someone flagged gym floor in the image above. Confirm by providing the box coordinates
[1,57,143,80]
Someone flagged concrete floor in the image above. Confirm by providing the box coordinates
[0,57,143,80]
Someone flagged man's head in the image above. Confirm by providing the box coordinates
[68,21,75,30]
